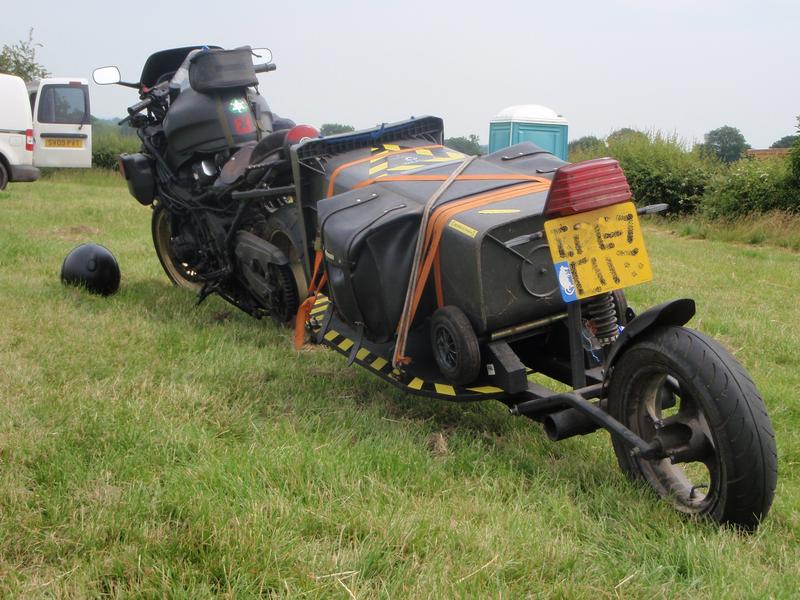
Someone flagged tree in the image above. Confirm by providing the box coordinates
[444,134,482,155]
[568,135,606,158]
[701,126,749,163]
[770,135,798,149]
[320,123,355,136]
[790,116,800,184]
[607,128,648,144]
[0,28,48,81]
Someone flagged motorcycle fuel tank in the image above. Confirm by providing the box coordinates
[163,88,259,167]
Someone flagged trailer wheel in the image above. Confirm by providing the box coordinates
[430,306,481,385]
[608,325,777,530]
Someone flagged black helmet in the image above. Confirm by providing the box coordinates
[61,243,121,296]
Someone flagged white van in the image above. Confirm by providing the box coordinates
[27,77,92,168]
[0,73,39,189]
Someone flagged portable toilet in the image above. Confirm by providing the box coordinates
[489,105,569,160]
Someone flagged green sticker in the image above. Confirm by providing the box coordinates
[228,98,248,114]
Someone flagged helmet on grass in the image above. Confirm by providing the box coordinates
[60,243,121,296]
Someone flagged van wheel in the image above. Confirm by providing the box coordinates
[0,162,8,190]
[430,306,481,385]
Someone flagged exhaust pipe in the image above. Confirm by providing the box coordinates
[543,408,602,441]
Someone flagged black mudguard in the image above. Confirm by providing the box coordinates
[604,298,696,372]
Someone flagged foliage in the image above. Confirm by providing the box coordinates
[568,135,606,159]
[0,28,49,81]
[320,123,355,136]
[700,126,750,164]
[668,210,800,251]
[91,116,137,139]
[92,131,141,170]
[771,135,798,149]
[571,130,717,214]
[444,134,482,155]
[607,128,649,145]
[701,157,799,218]
[790,116,800,184]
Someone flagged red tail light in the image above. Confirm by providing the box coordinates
[543,158,632,218]
[25,129,34,152]
[285,125,319,144]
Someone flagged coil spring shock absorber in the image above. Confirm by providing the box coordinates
[585,292,619,346]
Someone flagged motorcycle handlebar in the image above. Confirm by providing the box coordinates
[127,97,153,115]
[255,63,277,74]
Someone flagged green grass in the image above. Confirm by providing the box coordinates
[1,171,799,598]
[654,211,800,252]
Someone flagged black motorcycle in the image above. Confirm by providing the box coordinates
[94,45,777,529]
[94,45,312,322]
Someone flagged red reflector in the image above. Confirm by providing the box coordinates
[285,124,319,144]
[25,129,34,151]
[544,158,632,218]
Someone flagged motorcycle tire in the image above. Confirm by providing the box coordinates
[151,204,203,291]
[430,306,481,386]
[261,216,308,300]
[608,325,777,530]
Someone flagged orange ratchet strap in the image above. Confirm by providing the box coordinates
[293,249,328,350]
[352,172,545,191]
[326,144,445,197]
[393,178,551,367]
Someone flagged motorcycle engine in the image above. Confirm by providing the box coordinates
[191,158,218,187]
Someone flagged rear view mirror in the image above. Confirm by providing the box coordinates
[250,48,273,64]
[93,66,121,85]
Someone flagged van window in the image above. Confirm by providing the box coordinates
[30,92,37,116]
[37,84,90,125]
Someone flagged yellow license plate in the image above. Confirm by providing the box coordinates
[545,201,652,302]
[44,138,84,148]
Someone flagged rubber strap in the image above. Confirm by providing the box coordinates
[215,96,236,149]
[392,156,477,368]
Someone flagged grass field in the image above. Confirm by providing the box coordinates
[1,170,798,598]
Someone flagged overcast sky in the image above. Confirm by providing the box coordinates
[3,0,797,148]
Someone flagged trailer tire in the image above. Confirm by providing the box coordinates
[430,306,481,385]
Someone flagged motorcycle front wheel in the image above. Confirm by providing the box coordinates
[608,325,777,530]
[151,204,203,291]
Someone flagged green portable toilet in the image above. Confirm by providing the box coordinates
[489,105,569,160]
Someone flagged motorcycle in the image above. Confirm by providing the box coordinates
[94,45,777,529]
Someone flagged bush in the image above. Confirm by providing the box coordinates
[92,131,140,170]
[702,157,799,218]
[790,137,800,184]
[571,130,717,214]
[568,136,606,159]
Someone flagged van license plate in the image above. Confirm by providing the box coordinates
[44,138,84,148]
[544,201,653,302]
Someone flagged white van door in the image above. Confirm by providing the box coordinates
[29,78,92,168]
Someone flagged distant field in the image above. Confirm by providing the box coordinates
[0,170,798,598]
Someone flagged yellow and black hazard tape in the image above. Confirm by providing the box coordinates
[367,145,465,177]
[308,295,508,401]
